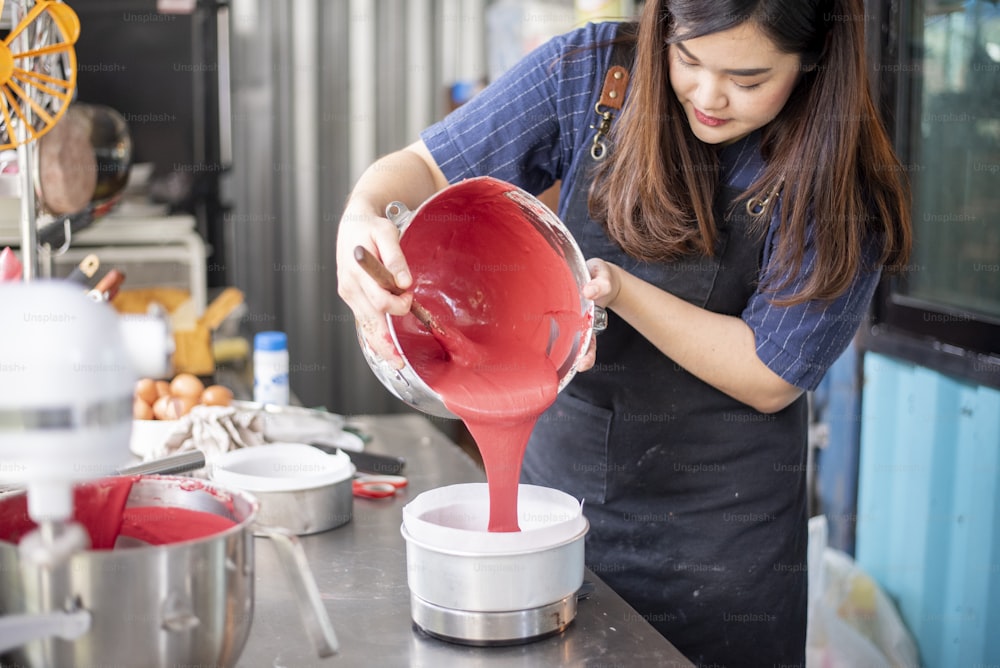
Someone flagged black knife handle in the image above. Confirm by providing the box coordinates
[308,443,406,475]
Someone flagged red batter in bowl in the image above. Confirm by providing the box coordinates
[392,178,589,532]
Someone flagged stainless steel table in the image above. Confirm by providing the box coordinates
[241,414,695,667]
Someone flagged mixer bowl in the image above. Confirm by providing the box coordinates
[358,176,599,419]
[0,476,257,668]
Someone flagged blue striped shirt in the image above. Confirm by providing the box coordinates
[421,22,881,391]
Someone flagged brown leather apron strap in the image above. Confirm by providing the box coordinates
[590,64,631,160]
[598,65,629,110]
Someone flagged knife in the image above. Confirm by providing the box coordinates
[87,268,125,302]
[307,442,406,475]
[66,253,100,286]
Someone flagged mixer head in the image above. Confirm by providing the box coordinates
[0,281,135,531]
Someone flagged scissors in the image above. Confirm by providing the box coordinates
[353,474,408,499]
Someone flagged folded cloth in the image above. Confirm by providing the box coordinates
[160,405,267,475]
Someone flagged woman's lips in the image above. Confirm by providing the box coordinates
[693,108,729,127]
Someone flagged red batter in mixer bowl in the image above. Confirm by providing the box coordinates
[358,176,599,420]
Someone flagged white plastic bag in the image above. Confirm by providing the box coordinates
[806,515,922,668]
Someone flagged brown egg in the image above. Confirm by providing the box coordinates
[155,380,171,398]
[135,378,158,406]
[200,384,234,407]
[163,396,197,419]
[152,395,173,420]
[133,397,154,420]
[169,373,205,401]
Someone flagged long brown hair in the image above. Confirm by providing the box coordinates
[588,0,912,305]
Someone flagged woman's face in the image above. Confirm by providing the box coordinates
[668,21,804,145]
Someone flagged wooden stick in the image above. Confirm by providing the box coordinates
[353,246,442,334]
[353,245,403,295]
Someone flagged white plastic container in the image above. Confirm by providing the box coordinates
[254,331,290,405]
[401,483,588,613]
[211,443,355,535]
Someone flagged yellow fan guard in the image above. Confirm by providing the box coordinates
[0,0,79,150]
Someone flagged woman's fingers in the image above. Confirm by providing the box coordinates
[583,258,618,307]
[356,312,405,369]
[369,220,413,291]
[576,334,597,372]
[336,214,412,367]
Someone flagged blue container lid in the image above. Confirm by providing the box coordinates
[254,331,287,352]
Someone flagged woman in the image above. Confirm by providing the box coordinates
[336,0,911,664]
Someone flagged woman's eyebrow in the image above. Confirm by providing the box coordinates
[675,42,772,76]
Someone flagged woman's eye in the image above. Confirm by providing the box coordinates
[675,54,697,69]
[734,81,763,90]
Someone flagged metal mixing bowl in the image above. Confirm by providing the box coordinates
[0,476,255,667]
[357,176,601,419]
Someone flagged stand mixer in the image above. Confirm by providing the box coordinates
[0,286,341,667]
[0,1,189,658]
[0,280,172,652]
[0,0,154,561]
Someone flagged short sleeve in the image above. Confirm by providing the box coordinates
[743,219,883,391]
[420,23,617,195]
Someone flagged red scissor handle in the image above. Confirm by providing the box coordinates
[353,474,408,499]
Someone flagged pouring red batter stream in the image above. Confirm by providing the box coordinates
[391,180,588,532]
[0,477,236,548]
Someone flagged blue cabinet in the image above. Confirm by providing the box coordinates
[856,353,1000,667]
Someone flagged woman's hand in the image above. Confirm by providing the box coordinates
[335,141,451,368]
[574,258,623,372]
[335,203,413,368]
[583,258,622,308]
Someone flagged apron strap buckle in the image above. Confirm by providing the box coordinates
[589,65,631,162]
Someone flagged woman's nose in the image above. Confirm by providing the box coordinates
[692,75,727,111]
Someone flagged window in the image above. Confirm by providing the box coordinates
[864,0,1000,388]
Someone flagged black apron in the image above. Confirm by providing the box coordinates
[520,33,809,668]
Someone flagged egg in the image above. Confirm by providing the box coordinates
[141,375,232,420]
[152,395,173,420]
[169,373,205,400]
[201,384,234,407]
[135,378,158,406]
[133,397,155,420]
[163,396,197,420]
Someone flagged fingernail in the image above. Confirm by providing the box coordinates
[395,270,411,287]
